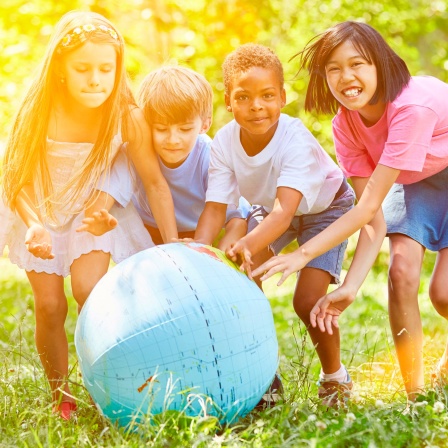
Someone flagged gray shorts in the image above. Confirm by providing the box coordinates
[247,179,355,284]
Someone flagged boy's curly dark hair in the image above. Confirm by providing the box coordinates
[222,43,284,94]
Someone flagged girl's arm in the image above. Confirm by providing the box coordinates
[76,191,118,236]
[125,108,177,243]
[15,184,54,259]
[252,164,400,283]
[226,186,302,274]
[309,176,387,334]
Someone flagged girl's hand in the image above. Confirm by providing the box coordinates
[25,224,55,259]
[252,252,307,286]
[76,209,118,236]
[309,285,356,335]
[226,241,254,277]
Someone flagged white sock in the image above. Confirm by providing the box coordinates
[320,364,348,383]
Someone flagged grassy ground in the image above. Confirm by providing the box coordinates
[0,241,447,448]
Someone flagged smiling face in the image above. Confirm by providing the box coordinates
[151,115,210,168]
[325,40,385,125]
[59,41,117,110]
[225,66,286,154]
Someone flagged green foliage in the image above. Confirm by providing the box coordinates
[1,246,447,447]
[1,0,447,153]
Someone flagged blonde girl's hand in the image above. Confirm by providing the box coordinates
[76,209,118,236]
[309,285,356,335]
[25,224,55,259]
[226,241,254,278]
[252,252,306,286]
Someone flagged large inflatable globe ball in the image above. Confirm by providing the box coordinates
[75,243,278,426]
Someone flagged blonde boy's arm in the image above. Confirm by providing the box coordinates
[194,202,228,245]
[125,107,177,243]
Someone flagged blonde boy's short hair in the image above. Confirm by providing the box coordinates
[222,43,284,95]
[137,66,213,124]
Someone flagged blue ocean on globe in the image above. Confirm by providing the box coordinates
[75,242,279,427]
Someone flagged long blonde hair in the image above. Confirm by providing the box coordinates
[2,10,134,220]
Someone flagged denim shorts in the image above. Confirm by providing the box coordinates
[247,179,355,284]
[383,165,448,251]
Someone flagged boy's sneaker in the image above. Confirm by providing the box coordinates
[318,372,353,408]
[255,373,283,410]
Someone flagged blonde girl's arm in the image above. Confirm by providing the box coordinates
[125,107,177,243]
[76,191,118,236]
[309,176,387,334]
[253,164,401,284]
[15,184,54,259]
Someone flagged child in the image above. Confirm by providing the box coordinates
[255,21,448,402]
[100,65,249,249]
[194,43,356,407]
[0,11,177,420]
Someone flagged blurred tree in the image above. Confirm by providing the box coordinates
[1,0,447,153]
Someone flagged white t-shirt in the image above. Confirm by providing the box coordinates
[206,114,343,215]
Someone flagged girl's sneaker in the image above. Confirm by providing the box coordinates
[52,401,77,421]
[318,373,353,408]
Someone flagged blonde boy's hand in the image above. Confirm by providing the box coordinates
[252,251,307,286]
[309,285,356,335]
[25,224,55,259]
[226,241,254,278]
[76,209,118,236]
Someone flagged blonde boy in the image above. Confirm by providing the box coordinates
[102,66,249,247]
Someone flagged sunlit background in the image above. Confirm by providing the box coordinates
[1,0,447,155]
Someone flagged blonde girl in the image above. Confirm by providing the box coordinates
[0,11,177,419]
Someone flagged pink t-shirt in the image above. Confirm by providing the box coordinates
[333,76,448,184]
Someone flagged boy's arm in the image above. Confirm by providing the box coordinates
[194,202,228,245]
[309,176,387,333]
[217,217,248,252]
[226,187,302,274]
[253,164,400,283]
[125,107,177,243]
[15,185,54,259]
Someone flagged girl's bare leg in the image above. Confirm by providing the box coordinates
[26,271,73,405]
[388,234,425,400]
[70,250,111,310]
[429,248,448,372]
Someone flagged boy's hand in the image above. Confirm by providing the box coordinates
[76,209,118,236]
[226,241,254,278]
[309,285,356,335]
[252,251,307,286]
[25,224,55,259]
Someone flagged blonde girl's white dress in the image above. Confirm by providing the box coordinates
[0,132,154,277]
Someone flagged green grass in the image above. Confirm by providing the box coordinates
[1,242,447,448]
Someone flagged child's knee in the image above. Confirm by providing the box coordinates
[388,257,421,292]
[71,283,93,307]
[293,294,315,322]
[429,281,448,318]
[34,296,68,323]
